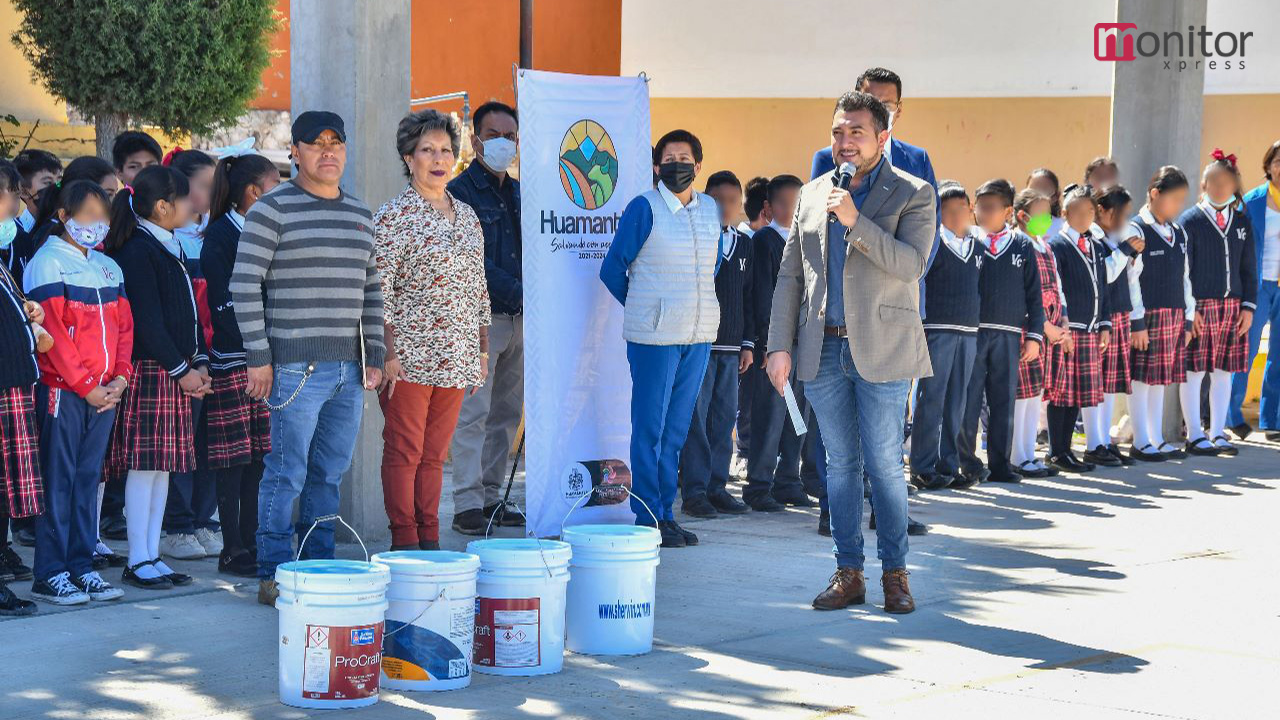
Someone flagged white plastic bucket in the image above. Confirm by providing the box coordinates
[276,559,391,709]
[466,538,572,676]
[372,551,481,692]
[561,524,661,655]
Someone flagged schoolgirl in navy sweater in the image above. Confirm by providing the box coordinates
[1046,185,1140,472]
[957,179,1044,485]
[1177,151,1257,456]
[201,152,280,576]
[1010,189,1067,477]
[1126,166,1193,462]
[103,166,210,589]
[1092,184,1143,464]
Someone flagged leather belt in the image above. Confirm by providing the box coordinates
[824,325,849,338]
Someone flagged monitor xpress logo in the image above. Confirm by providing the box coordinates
[1094,23,1251,70]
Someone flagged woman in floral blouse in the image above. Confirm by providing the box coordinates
[374,109,490,551]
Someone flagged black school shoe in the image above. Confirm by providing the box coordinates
[1229,422,1252,440]
[1014,461,1049,479]
[680,494,719,519]
[0,543,33,582]
[1108,444,1136,466]
[1184,437,1221,456]
[985,470,1022,483]
[153,559,193,587]
[122,561,173,590]
[950,467,990,489]
[666,520,698,546]
[655,521,686,548]
[1156,443,1187,460]
[818,509,831,537]
[708,489,749,514]
[772,487,815,507]
[746,494,785,512]
[1211,436,1239,457]
[100,515,128,541]
[910,473,952,491]
[218,549,259,578]
[1049,453,1093,473]
[868,512,929,536]
[0,583,36,616]
[1128,444,1166,462]
[1083,445,1124,467]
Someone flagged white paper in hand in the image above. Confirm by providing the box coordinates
[783,382,808,436]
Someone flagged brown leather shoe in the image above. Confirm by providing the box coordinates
[812,567,866,610]
[881,568,915,614]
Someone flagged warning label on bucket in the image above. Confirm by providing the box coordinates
[473,597,540,668]
[303,622,383,700]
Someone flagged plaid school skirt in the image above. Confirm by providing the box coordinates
[1186,298,1248,374]
[1047,329,1103,408]
[0,385,43,518]
[1101,313,1132,395]
[1130,307,1187,386]
[105,359,195,478]
[205,367,271,469]
[1017,346,1047,400]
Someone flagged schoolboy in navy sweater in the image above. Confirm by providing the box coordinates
[958,179,1044,485]
[910,182,981,490]
[679,171,756,517]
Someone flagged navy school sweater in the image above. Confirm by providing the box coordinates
[922,227,981,333]
[976,228,1045,343]
[108,225,208,378]
[1129,209,1194,327]
[201,213,252,370]
[711,226,756,354]
[1178,203,1258,310]
[1049,228,1113,332]
[750,224,787,353]
[0,263,39,389]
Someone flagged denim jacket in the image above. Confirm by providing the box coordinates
[447,161,522,315]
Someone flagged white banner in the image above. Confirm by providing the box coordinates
[519,69,651,538]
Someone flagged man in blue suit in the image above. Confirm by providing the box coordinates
[1230,141,1280,440]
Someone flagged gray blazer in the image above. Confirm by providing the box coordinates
[766,162,936,383]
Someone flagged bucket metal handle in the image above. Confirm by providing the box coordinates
[383,586,448,638]
[289,514,370,606]
[560,483,660,537]
[483,501,528,539]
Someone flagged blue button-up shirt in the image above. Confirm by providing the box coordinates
[825,155,885,327]
[447,161,522,315]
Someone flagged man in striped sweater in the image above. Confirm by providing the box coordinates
[229,111,386,605]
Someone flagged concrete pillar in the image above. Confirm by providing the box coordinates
[1108,0,1207,445]
[291,0,411,544]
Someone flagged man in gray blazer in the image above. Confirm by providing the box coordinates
[765,91,935,615]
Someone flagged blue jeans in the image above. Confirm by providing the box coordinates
[1230,279,1280,430]
[804,335,910,571]
[679,352,739,500]
[257,361,365,578]
[627,342,711,522]
[163,397,219,534]
[911,331,977,476]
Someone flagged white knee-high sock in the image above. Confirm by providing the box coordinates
[1209,369,1233,441]
[1146,382,1167,448]
[126,470,160,574]
[148,473,168,560]
[1102,393,1117,443]
[1012,398,1037,465]
[1180,371,1206,443]
[1129,383,1151,449]
[1082,405,1107,450]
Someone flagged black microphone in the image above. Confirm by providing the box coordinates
[829,162,856,224]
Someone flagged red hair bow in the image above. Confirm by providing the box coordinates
[161,145,185,166]
[1211,148,1237,168]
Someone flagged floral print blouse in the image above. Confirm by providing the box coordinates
[374,186,491,388]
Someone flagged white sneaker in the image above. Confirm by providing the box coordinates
[195,527,224,556]
[75,571,125,601]
[160,533,206,560]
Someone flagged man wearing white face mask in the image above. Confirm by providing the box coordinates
[447,101,527,535]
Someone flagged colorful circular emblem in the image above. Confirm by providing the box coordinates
[559,119,619,210]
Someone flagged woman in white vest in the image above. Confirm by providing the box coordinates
[600,129,721,548]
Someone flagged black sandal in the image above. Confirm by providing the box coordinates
[122,560,173,589]
[1128,444,1166,462]
[1184,437,1220,456]
[1211,436,1239,457]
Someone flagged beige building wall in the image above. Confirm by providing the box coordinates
[653,94,1280,199]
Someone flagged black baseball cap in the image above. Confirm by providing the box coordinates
[291,111,347,145]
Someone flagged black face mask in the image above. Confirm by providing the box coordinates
[658,161,696,194]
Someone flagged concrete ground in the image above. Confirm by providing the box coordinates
[3,438,1278,720]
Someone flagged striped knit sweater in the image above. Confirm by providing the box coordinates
[229,181,386,369]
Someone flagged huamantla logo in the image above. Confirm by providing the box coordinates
[1094,23,1251,71]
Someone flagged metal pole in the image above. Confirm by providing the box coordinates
[519,0,534,69]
